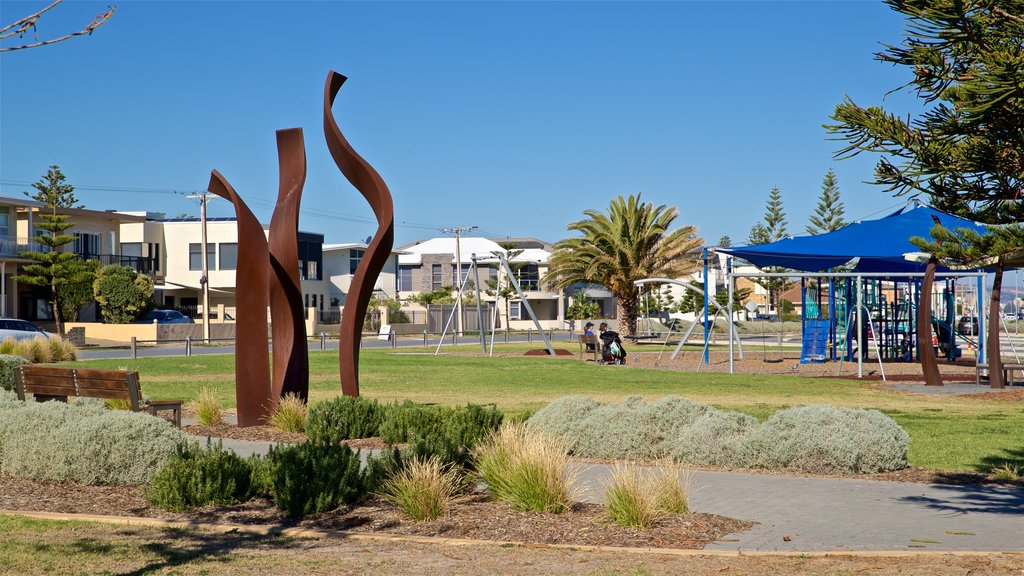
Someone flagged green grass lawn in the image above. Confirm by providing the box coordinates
[72,347,1024,473]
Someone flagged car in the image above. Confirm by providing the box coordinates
[0,318,53,341]
[136,310,194,324]
[957,316,979,335]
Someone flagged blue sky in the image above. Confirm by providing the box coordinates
[2,0,925,248]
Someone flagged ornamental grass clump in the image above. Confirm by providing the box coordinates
[603,460,691,529]
[26,337,51,364]
[268,393,307,433]
[194,388,223,426]
[476,422,577,513]
[381,456,460,521]
[741,405,910,473]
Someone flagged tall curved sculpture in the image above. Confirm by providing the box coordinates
[207,170,273,426]
[323,71,395,397]
[268,128,310,402]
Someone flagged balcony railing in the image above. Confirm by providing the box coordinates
[0,236,50,258]
[75,253,159,275]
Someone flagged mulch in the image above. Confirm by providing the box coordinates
[0,477,751,550]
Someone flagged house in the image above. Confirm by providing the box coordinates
[322,242,401,307]
[396,236,565,329]
[120,214,329,320]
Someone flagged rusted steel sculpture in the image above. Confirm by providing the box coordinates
[268,128,310,402]
[323,70,395,397]
[207,170,273,426]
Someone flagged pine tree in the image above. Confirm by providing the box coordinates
[806,169,846,235]
[764,187,788,242]
[16,165,90,336]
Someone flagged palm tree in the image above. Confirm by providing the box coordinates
[546,194,703,335]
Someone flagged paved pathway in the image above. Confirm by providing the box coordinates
[189,432,1024,552]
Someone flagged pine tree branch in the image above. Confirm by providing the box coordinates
[0,4,115,52]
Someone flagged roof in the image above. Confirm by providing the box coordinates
[397,236,552,265]
[324,242,406,255]
[718,205,990,273]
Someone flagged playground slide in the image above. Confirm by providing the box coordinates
[932,316,970,359]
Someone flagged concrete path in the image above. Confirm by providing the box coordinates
[189,432,1023,552]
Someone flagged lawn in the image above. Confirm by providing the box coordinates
[72,347,1024,473]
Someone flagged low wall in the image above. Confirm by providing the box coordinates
[157,323,238,341]
[66,322,157,343]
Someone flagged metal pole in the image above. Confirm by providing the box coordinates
[472,255,485,353]
[978,273,986,365]
[454,229,462,336]
[702,248,710,365]
[857,274,863,378]
[199,195,211,343]
[727,257,734,374]
[185,336,192,358]
[320,332,326,351]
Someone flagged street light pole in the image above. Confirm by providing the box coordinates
[441,225,478,336]
[187,192,215,342]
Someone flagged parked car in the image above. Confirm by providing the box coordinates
[0,318,53,341]
[136,310,194,324]
[957,316,979,335]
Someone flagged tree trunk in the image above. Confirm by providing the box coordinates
[616,298,637,337]
[988,258,1005,389]
[50,282,64,337]
[918,258,943,387]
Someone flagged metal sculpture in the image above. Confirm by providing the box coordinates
[207,170,273,426]
[323,70,396,397]
[268,128,310,402]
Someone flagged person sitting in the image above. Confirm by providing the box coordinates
[583,322,596,351]
[598,322,627,365]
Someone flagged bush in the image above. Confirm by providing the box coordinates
[0,355,28,392]
[667,409,757,467]
[146,441,259,511]
[194,388,223,426]
[379,402,449,445]
[269,443,374,517]
[0,337,76,364]
[525,395,600,451]
[0,397,185,484]
[441,403,504,448]
[27,338,51,364]
[93,264,154,324]
[381,457,460,521]
[740,405,910,473]
[268,393,307,433]
[476,422,577,513]
[306,396,385,444]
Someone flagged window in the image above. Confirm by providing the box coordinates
[518,264,540,291]
[306,260,318,280]
[74,233,102,258]
[154,243,161,272]
[120,242,142,257]
[189,243,215,271]
[398,265,414,291]
[350,249,364,275]
[219,243,238,270]
[453,263,471,288]
[0,207,9,238]
[509,301,522,320]
[431,264,443,290]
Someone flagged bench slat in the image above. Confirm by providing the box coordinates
[21,384,78,397]
[74,378,143,391]
[18,374,76,387]
[64,388,132,400]
[20,365,81,377]
[71,367,140,379]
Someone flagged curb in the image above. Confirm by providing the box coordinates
[3,509,1021,558]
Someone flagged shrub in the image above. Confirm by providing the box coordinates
[194,388,223,426]
[667,409,758,467]
[0,354,28,392]
[442,403,504,448]
[0,397,185,484]
[574,396,666,460]
[381,457,460,521]
[146,441,258,511]
[525,395,600,451]
[93,264,154,324]
[268,393,307,433]
[476,422,577,513]
[740,405,910,473]
[379,402,449,445]
[269,443,374,517]
[306,396,385,444]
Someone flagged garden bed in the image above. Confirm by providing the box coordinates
[0,476,751,550]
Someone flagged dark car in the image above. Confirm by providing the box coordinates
[137,310,193,324]
[957,316,979,335]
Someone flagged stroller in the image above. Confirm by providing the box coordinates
[599,330,627,365]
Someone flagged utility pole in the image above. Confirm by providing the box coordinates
[187,192,215,342]
[441,225,477,336]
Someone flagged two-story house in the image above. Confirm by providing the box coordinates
[322,243,401,309]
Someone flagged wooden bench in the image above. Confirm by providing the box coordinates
[579,334,600,362]
[975,361,1024,386]
[14,365,183,427]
